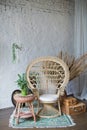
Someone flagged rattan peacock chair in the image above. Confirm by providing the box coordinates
[26,56,69,118]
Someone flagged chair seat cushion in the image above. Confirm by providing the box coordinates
[39,94,58,102]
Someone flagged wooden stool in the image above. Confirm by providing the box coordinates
[14,94,36,124]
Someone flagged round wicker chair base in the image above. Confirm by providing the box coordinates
[37,104,61,118]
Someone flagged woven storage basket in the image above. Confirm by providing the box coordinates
[62,97,86,115]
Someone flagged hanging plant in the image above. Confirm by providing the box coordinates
[12,43,22,63]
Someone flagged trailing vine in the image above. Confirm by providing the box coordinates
[12,43,22,63]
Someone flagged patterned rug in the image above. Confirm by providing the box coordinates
[9,108,75,128]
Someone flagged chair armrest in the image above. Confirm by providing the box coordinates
[32,88,39,99]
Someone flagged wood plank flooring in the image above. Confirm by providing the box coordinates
[0,107,87,130]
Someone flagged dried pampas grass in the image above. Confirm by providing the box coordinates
[57,51,87,81]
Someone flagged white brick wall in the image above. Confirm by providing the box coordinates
[0,0,74,109]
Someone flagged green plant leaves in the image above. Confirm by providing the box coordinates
[12,43,22,63]
[16,73,28,90]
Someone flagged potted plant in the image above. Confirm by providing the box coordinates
[16,73,28,96]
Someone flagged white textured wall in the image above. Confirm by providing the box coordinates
[0,0,74,109]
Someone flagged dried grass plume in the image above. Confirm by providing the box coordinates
[57,51,87,81]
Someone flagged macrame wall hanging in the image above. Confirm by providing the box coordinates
[12,43,22,63]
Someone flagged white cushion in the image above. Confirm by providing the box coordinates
[39,94,58,102]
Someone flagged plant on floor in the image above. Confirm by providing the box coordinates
[57,51,87,97]
[16,73,28,96]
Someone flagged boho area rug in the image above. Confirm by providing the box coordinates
[9,109,75,128]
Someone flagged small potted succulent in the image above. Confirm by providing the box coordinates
[16,73,28,96]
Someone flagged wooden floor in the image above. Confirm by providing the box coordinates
[0,107,87,130]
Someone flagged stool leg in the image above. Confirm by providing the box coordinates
[29,102,36,122]
[16,103,21,124]
[14,102,19,115]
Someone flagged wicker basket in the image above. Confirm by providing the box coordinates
[62,97,86,115]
